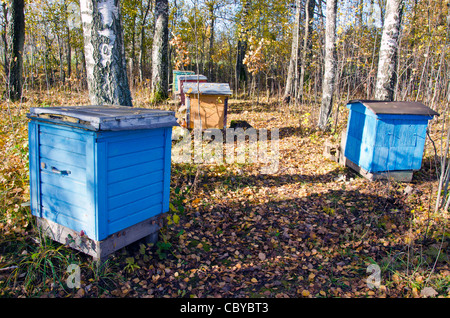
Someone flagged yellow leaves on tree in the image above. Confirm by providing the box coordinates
[243,37,270,76]
[170,33,191,70]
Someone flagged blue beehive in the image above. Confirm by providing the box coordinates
[28,105,178,260]
[344,100,438,180]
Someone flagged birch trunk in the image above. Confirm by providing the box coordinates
[80,0,132,106]
[298,0,315,101]
[151,0,169,101]
[374,0,404,101]
[283,0,301,103]
[139,0,152,83]
[235,0,250,95]
[6,0,25,101]
[318,0,337,131]
[207,2,216,82]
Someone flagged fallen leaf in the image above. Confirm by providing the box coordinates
[420,287,438,298]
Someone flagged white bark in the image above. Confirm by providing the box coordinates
[374,0,404,101]
[151,0,169,100]
[283,0,301,102]
[80,0,132,106]
[318,0,337,131]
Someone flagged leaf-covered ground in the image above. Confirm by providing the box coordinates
[0,90,449,298]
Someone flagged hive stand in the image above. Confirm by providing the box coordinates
[35,213,165,262]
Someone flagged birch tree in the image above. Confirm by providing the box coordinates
[235,0,251,94]
[151,0,169,101]
[317,0,337,131]
[6,0,25,101]
[80,0,132,106]
[283,0,301,103]
[298,0,315,101]
[374,0,404,101]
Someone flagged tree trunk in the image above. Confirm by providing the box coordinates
[6,0,25,101]
[318,0,338,131]
[283,0,301,103]
[2,2,9,94]
[139,0,152,83]
[130,13,137,89]
[235,0,250,95]
[65,1,71,79]
[298,0,315,101]
[151,0,169,101]
[374,0,404,101]
[207,2,216,82]
[80,0,132,106]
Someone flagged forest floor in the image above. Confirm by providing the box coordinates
[0,88,449,300]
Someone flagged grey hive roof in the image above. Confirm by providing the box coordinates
[347,100,439,117]
[183,83,232,95]
[27,105,178,131]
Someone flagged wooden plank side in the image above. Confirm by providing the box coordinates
[28,121,41,217]
[107,147,164,171]
[95,139,109,240]
[344,135,362,167]
[40,172,86,197]
[188,95,225,129]
[107,170,164,198]
[108,191,162,218]
[40,145,86,168]
[372,146,390,172]
[108,181,163,210]
[84,134,97,240]
[162,127,172,213]
[40,182,88,209]
[39,131,87,155]
[107,134,164,157]
[108,202,163,234]
[39,158,86,183]
[39,123,90,142]
[361,114,377,147]
[412,123,428,170]
[96,127,163,142]
[40,194,89,224]
[107,159,164,184]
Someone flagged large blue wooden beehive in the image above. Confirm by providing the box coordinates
[28,106,177,259]
[344,100,438,179]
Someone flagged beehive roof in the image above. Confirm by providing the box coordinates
[28,105,178,131]
[183,83,232,95]
[347,100,439,116]
[177,74,207,81]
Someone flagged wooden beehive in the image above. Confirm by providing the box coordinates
[177,74,207,105]
[27,106,178,260]
[344,100,438,181]
[183,82,232,129]
[172,70,194,95]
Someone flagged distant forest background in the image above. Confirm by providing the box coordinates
[1,0,449,112]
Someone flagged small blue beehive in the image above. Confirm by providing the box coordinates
[28,105,178,260]
[173,70,194,94]
[344,100,438,181]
